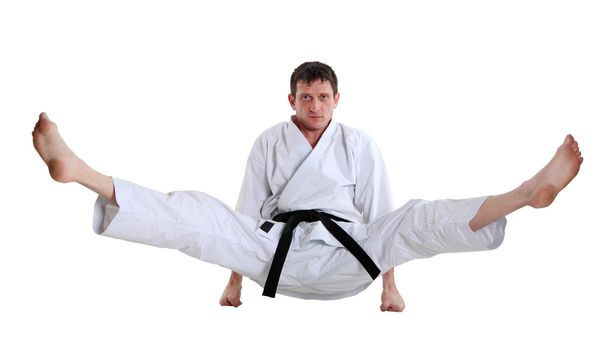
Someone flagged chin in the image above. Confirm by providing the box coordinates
[310,118,329,125]
[311,121,328,129]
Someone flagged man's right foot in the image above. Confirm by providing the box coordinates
[32,112,83,183]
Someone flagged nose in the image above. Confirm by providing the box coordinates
[309,99,322,113]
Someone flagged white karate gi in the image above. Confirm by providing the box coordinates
[235,119,395,224]
[92,120,506,300]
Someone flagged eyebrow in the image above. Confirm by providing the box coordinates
[298,92,332,97]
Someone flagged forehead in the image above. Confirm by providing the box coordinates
[296,80,334,95]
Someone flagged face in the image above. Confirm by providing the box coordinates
[288,80,340,135]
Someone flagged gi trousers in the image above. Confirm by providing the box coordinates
[93,178,506,300]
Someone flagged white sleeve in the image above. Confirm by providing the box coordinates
[353,135,395,223]
[235,134,271,219]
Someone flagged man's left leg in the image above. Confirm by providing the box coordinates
[468,134,583,231]
[364,134,582,272]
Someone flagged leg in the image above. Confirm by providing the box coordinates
[93,177,273,280]
[366,134,583,271]
[32,112,117,205]
[365,196,507,273]
[468,134,583,231]
[34,112,274,285]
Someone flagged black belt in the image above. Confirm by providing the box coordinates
[261,210,381,298]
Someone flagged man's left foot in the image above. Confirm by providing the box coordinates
[521,134,583,208]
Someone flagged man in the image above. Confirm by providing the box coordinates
[31,64,583,309]
[219,62,405,311]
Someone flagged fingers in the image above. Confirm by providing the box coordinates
[220,297,242,307]
[380,302,393,312]
[227,296,242,307]
[219,288,243,307]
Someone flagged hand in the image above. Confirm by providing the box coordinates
[380,288,406,312]
[219,272,243,307]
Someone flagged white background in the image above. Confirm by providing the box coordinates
[1,0,613,349]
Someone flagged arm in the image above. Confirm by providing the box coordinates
[235,134,272,219]
[353,133,405,312]
[353,135,395,223]
[220,133,271,307]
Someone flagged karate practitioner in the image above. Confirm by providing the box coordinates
[219,62,405,311]
[31,66,583,309]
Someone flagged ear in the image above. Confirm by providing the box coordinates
[288,93,296,110]
[332,92,340,108]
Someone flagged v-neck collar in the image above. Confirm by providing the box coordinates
[288,116,337,151]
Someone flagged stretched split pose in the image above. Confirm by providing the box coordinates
[32,62,582,312]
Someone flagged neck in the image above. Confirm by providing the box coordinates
[292,116,330,148]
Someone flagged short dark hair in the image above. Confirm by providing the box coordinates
[290,61,338,97]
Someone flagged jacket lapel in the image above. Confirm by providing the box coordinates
[277,120,338,212]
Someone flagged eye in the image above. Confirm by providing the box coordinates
[302,95,311,101]
[320,95,329,101]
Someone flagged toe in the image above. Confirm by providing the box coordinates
[564,134,574,144]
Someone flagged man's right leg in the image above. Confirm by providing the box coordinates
[33,113,275,284]
[33,112,117,205]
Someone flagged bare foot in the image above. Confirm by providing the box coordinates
[521,134,583,208]
[219,273,243,307]
[380,286,406,312]
[32,112,85,183]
